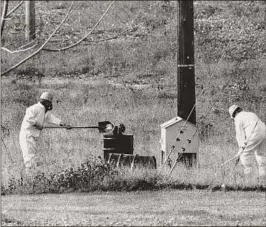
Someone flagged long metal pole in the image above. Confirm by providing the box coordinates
[177,0,196,125]
[43,126,99,129]
[25,0,35,41]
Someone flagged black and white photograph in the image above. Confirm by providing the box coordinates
[1,0,266,226]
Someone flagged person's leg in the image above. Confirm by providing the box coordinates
[19,132,37,171]
[240,151,254,182]
[254,140,266,185]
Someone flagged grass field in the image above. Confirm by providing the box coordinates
[1,1,266,194]
[1,76,265,194]
[2,190,266,226]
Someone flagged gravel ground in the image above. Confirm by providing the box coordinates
[2,190,266,226]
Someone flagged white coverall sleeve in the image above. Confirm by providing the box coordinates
[45,112,62,126]
[235,119,245,148]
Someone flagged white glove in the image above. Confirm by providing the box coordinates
[60,122,72,130]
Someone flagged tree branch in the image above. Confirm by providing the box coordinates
[1,0,9,37]
[44,9,141,52]
[1,1,74,77]
[42,1,116,52]
[5,1,24,18]
[44,27,132,51]
[1,42,37,54]
[18,39,36,49]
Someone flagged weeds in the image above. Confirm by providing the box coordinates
[2,61,265,194]
[2,158,265,195]
[1,1,266,194]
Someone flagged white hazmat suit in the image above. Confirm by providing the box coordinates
[19,102,62,168]
[234,111,266,178]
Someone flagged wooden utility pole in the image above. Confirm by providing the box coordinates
[177,0,196,125]
[25,0,36,41]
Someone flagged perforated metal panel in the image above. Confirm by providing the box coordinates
[160,117,199,169]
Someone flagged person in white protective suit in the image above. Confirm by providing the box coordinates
[229,105,266,181]
[19,91,71,171]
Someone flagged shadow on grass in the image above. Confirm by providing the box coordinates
[2,176,265,195]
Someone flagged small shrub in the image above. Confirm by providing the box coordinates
[16,67,45,85]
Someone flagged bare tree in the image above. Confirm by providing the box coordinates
[1,1,74,76]
[5,1,24,19]
[1,0,9,36]
[43,1,116,52]
[1,1,118,76]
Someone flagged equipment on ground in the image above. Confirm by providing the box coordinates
[45,120,157,169]
[160,117,199,173]
[102,123,157,169]
[106,153,157,169]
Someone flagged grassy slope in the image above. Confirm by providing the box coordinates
[1,1,266,192]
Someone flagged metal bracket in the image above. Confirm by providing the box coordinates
[177,64,194,68]
[116,154,122,168]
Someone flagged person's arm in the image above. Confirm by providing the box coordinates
[234,118,246,160]
[45,112,72,129]
[45,112,62,126]
[235,118,245,149]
